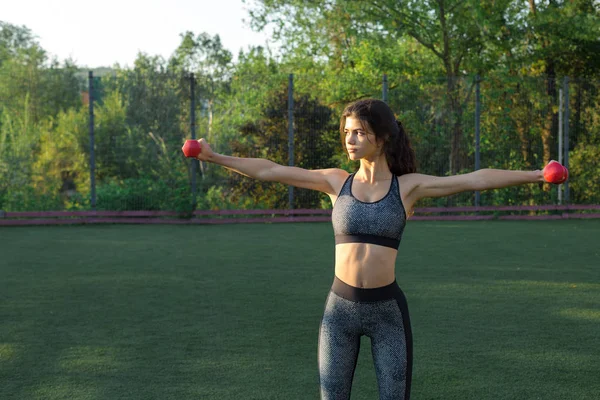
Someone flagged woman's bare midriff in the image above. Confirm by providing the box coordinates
[334,243,398,288]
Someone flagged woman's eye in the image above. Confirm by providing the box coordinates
[345,130,364,136]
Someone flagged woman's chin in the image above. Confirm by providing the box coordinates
[348,153,359,160]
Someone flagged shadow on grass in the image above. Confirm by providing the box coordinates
[1,221,599,399]
[408,278,600,400]
[1,247,327,399]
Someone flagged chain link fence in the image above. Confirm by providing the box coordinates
[1,70,599,212]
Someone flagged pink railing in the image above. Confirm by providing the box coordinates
[1,205,599,226]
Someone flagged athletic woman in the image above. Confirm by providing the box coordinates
[194,99,561,400]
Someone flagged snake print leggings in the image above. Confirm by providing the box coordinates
[318,276,413,400]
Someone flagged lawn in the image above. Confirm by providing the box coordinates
[1,220,599,399]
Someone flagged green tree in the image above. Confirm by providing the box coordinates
[227,89,339,209]
[218,46,287,153]
[249,0,517,173]
[32,107,89,209]
[0,22,84,210]
[0,100,41,210]
[170,32,233,150]
[108,54,185,146]
[0,22,82,122]
[0,21,45,66]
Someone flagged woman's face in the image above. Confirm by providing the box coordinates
[344,116,381,161]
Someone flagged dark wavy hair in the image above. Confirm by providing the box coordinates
[339,98,417,176]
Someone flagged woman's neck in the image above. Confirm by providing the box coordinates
[357,157,392,183]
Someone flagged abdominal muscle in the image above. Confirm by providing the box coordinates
[334,243,398,288]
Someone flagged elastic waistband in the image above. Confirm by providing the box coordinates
[331,276,403,302]
[335,234,400,250]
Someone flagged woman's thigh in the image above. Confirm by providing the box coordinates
[366,298,413,400]
[318,292,362,400]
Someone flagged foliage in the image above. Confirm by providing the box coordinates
[96,176,193,213]
[1,9,600,212]
[1,185,63,211]
[568,83,600,204]
[228,88,340,209]
[32,106,90,204]
[196,185,268,210]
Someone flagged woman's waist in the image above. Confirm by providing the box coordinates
[334,258,396,273]
[330,275,403,302]
[334,244,397,288]
[335,242,397,268]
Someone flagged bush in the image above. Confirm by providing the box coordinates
[569,141,600,204]
[96,176,193,212]
[1,185,63,211]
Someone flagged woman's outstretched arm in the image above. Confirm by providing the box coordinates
[401,160,570,209]
[194,138,346,195]
[406,168,545,201]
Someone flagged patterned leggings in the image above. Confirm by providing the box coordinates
[318,277,413,400]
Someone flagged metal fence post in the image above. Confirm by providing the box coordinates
[382,74,388,102]
[558,88,563,204]
[563,77,570,203]
[288,74,295,209]
[190,73,197,208]
[88,71,96,210]
[474,75,481,207]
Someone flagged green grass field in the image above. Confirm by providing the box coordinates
[1,220,599,400]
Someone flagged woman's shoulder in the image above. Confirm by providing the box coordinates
[327,168,352,191]
[316,168,350,181]
[321,168,351,198]
[396,173,430,201]
[397,172,425,186]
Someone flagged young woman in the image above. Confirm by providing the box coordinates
[193,99,560,400]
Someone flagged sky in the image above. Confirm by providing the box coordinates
[2,0,274,68]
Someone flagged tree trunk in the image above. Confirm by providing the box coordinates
[541,109,553,165]
[574,80,582,144]
[541,68,557,191]
[447,75,465,175]
[208,99,213,140]
[516,120,530,166]
[529,0,557,187]
[204,98,214,175]
[514,84,531,167]
[438,0,464,175]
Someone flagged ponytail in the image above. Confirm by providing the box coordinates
[386,120,417,176]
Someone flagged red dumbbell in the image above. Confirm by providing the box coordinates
[182,140,201,158]
[543,160,568,184]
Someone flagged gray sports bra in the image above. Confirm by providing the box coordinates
[331,173,407,249]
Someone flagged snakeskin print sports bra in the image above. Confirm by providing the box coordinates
[331,173,407,249]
